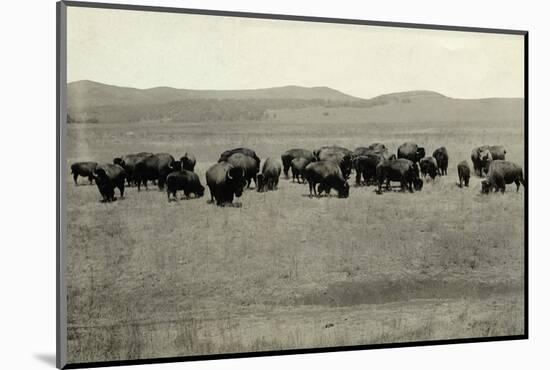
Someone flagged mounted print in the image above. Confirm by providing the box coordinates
[56,1,528,368]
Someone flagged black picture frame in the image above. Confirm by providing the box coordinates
[57,1,528,368]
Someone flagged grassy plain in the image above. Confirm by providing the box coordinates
[65,107,525,363]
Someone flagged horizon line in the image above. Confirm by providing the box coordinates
[67,79,525,101]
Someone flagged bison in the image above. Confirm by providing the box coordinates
[205,162,247,206]
[281,148,315,178]
[471,145,506,176]
[112,153,152,186]
[166,170,205,201]
[257,158,282,192]
[92,164,126,202]
[433,147,449,175]
[134,153,175,191]
[457,160,471,188]
[419,157,439,180]
[353,154,383,186]
[70,161,98,185]
[376,158,423,193]
[397,142,425,163]
[314,146,353,179]
[180,152,196,172]
[226,153,259,188]
[290,157,311,184]
[218,147,260,169]
[481,160,525,193]
[303,160,350,198]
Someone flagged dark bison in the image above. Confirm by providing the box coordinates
[481,160,525,193]
[376,158,423,193]
[397,142,425,163]
[471,145,506,176]
[92,164,126,202]
[205,162,247,206]
[70,161,98,185]
[353,154,383,186]
[303,160,350,198]
[180,152,196,172]
[257,158,282,192]
[113,152,152,186]
[290,157,311,184]
[457,160,471,188]
[166,170,205,201]
[433,147,449,175]
[219,147,260,169]
[314,146,353,179]
[134,153,175,191]
[281,148,315,178]
[226,153,259,188]
[419,157,439,180]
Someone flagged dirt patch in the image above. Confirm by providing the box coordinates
[298,279,523,306]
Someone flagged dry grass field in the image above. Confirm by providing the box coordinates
[65,109,525,363]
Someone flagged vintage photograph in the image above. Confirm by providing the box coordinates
[60,3,526,366]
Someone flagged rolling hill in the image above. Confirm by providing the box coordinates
[66,80,524,124]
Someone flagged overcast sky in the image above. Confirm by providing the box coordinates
[67,6,524,99]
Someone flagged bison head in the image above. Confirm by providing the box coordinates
[416,147,426,162]
[195,184,205,197]
[481,179,492,193]
[256,173,266,192]
[338,181,350,198]
[227,167,246,197]
[113,158,125,167]
[168,160,182,172]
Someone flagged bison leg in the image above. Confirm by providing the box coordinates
[118,182,125,199]
[88,175,94,184]
[73,173,79,185]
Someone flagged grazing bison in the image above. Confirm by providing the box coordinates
[166,170,205,201]
[205,162,247,206]
[92,164,126,202]
[134,153,175,191]
[303,160,350,198]
[112,153,152,186]
[226,153,259,188]
[433,147,449,175]
[257,157,282,192]
[353,154,383,186]
[419,157,439,180]
[314,146,353,179]
[457,160,471,188]
[290,157,311,184]
[471,145,506,176]
[376,158,423,193]
[218,147,260,169]
[180,152,196,172]
[281,148,315,178]
[397,142,425,163]
[70,161,98,185]
[481,160,525,193]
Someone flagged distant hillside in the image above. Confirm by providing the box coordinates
[66,80,523,124]
[68,80,361,108]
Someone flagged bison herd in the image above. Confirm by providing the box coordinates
[70,142,525,205]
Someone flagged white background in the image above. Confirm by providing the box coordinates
[0,0,546,369]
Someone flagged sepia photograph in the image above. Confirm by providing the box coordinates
[58,2,526,367]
